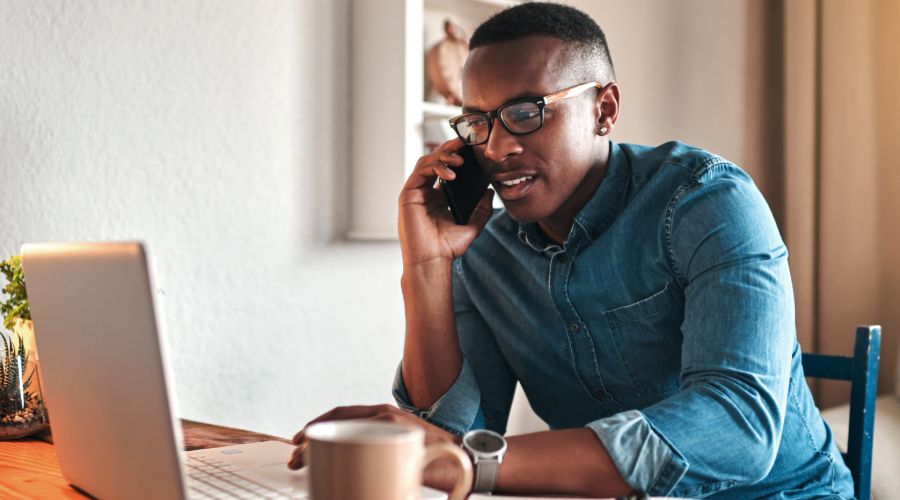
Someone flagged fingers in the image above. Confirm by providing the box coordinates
[415,149,464,172]
[371,412,405,424]
[402,150,466,193]
[290,407,345,445]
[287,404,407,470]
[415,136,466,182]
[285,404,458,472]
[291,405,392,444]
[290,404,404,445]
[435,149,465,167]
[288,440,307,469]
[435,137,465,154]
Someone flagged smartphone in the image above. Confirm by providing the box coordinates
[440,146,491,225]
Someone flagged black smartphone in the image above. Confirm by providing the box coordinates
[440,145,490,225]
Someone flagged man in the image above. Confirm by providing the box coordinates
[291,3,854,497]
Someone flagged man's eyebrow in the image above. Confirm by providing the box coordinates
[461,92,544,113]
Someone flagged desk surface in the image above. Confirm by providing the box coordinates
[0,420,290,499]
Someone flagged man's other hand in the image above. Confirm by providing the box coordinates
[288,404,467,493]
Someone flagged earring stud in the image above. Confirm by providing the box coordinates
[600,126,609,134]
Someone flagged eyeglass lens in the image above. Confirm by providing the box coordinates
[454,101,543,145]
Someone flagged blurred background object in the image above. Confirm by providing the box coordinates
[425,19,468,107]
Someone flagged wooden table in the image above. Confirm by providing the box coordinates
[0,420,290,499]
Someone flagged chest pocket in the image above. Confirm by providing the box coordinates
[603,280,684,396]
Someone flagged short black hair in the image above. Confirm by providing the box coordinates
[470,2,615,81]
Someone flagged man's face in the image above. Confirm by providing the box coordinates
[462,35,603,224]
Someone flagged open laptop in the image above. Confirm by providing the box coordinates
[21,242,448,499]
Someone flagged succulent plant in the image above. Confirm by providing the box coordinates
[0,255,44,437]
[0,330,35,416]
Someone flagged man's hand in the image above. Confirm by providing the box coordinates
[398,137,494,268]
[288,404,468,493]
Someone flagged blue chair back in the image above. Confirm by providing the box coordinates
[801,325,881,500]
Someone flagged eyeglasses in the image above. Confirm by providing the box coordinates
[448,81,608,146]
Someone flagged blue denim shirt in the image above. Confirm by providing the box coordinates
[393,141,854,498]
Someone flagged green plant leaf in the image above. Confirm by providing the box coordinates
[0,255,30,330]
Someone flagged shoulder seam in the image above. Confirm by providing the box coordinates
[663,156,734,287]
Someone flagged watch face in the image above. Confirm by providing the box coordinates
[466,430,505,454]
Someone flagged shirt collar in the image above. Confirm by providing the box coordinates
[516,140,631,252]
[572,140,631,240]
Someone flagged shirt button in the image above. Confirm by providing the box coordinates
[569,323,580,332]
[557,254,569,264]
[592,389,606,399]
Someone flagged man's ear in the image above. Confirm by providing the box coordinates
[595,83,620,136]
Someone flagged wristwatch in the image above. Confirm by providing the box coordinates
[461,429,508,493]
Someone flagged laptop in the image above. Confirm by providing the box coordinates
[21,242,448,499]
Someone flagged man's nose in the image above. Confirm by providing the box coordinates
[482,121,524,164]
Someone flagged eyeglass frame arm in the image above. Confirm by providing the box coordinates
[542,81,608,105]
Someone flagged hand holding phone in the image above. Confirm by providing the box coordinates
[440,146,490,225]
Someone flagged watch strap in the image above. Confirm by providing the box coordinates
[473,456,500,493]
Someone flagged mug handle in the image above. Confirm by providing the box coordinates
[422,442,473,500]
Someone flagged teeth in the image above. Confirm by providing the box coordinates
[500,176,533,187]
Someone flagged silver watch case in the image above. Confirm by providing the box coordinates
[462,429,507,493]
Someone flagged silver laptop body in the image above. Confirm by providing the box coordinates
[21,242,308,499]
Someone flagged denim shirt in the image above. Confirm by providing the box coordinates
[393,141,854,498]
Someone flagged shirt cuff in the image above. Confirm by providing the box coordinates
[392,357,483,436]
[586,410,689,495]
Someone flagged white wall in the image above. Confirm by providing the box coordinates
[1,1,768,438]
[573,1,748,151]
[0,0,407,438]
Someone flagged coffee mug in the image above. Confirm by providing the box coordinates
[304,419,472,500]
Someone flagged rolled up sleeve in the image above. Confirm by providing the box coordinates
[590,165,795,496]
[587,410,688,494]
[392,357,484,435]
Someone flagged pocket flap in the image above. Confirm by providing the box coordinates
[603,280,683,329]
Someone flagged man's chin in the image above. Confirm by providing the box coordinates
[503,202,544,224]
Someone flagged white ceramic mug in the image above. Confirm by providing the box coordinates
[304,419,472,500]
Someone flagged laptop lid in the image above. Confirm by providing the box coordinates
[22,242,186,499]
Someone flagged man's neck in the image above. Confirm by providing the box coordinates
[537,148,610,246]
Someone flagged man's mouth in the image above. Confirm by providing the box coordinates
[493,175,537,201]
[499,176,533,187]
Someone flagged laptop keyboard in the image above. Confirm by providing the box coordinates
[186,454,308,499]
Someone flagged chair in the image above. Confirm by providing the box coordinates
[802,325,881,500]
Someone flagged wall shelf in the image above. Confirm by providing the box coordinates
[348,0,514,240]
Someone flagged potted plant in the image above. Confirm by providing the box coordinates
[0,255,48,439]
